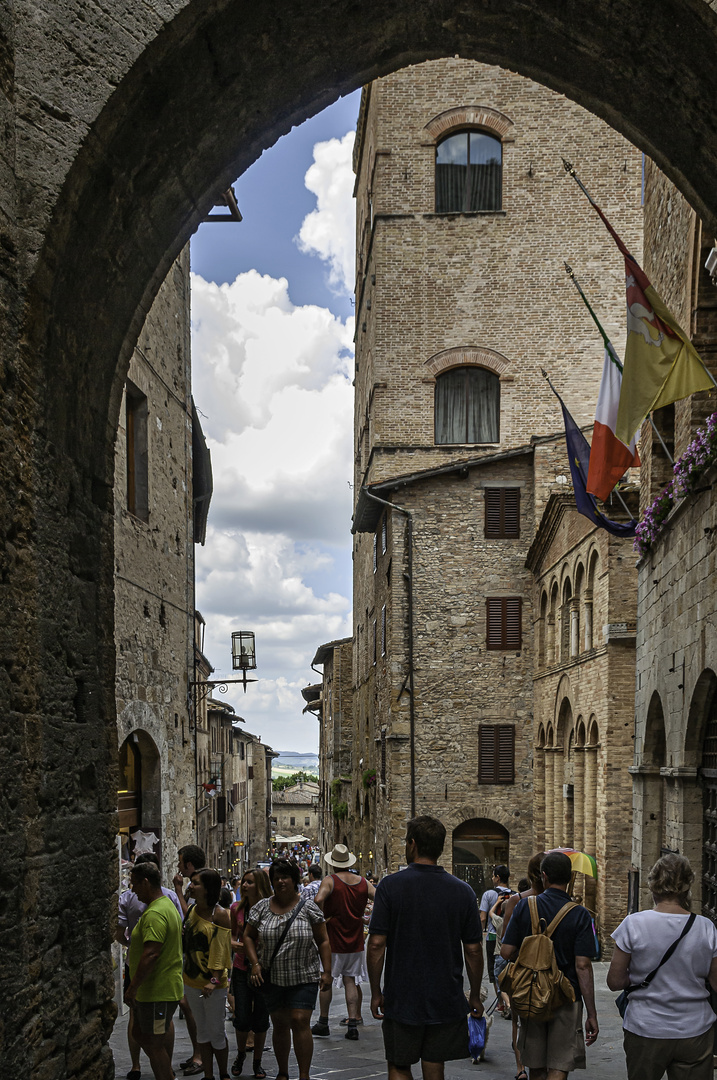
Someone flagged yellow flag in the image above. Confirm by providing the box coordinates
[591,204,713,445]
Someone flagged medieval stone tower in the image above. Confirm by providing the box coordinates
[349,58,643,890]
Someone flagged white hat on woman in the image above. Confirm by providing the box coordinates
[323,843,357,868]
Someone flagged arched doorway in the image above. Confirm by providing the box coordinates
[118,730,162,864]
[452,818,509,899]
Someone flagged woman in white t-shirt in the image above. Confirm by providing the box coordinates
[607,853,717,1080]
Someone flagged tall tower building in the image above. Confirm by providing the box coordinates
[349,58,643,892]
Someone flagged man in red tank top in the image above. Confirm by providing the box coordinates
[310,844,376,1041]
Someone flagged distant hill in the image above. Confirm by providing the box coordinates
[273,751,319,777]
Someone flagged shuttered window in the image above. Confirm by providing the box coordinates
[486,597,522,649]
[485,488,520,538]
[478,724,515,784]
[381,728,386,782]
[381,604,387,656]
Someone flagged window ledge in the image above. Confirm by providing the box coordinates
[425,211,507,219]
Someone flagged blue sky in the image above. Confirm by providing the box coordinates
[191,93,359,321]
[190,90,361,753]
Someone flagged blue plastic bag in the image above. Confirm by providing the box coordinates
[468,1015,487,1061]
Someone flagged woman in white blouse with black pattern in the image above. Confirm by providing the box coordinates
[243,858,332,1080]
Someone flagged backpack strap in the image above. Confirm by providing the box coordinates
[528,894,540,935]
[544,900,579,938]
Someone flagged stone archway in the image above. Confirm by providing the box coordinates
[6,3,717,1075]
[452,817,509,899]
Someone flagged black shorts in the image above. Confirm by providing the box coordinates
[133,1000,179,1036]
[382,1016,469,1066]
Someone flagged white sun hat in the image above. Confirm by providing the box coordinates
[323,843,357,868]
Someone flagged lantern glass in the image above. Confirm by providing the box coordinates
[232,631,256,671]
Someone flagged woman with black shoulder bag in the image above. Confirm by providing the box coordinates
[243,859,332,1080]
[607,853,717,1080]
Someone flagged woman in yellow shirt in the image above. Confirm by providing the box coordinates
[184,869,233,1080]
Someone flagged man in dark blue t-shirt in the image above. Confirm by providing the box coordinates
[501,852,598,1079]
[367,816,483,1080]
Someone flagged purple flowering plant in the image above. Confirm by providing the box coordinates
[634,410,717,559]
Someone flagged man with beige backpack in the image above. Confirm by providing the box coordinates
[499,852,598,1080]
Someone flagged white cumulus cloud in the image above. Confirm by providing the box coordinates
[191,269,354,752]
[297,131,356,296]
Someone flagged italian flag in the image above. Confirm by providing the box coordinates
[587,338,640,502]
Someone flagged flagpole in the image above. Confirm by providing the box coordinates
[540,368,636,521]
[649,413,675,464]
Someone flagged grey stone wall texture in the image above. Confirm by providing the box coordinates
[632,168,717,913]
[114,247,196,879]
[349,58,642,886]
[3,2,717,1075]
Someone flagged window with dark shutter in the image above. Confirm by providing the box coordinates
[373,620,377,666]
[373,532,378,572]
[486,597,522,650]
[478,724,515,784]
[381,604,387,656]
[485,488,520,538]
[381,728,386,782]
[247,765,254,780]
[381,515,388,554]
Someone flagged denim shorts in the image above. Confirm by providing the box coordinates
[231,966,270,1032]
[260,980,319,1014]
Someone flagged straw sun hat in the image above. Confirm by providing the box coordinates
[323,843,357,868]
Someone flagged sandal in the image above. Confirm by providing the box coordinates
[232,1054,246,1077]
[516,1072,528,1080]
[253,1063,266,1080]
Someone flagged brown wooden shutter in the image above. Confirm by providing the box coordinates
[497,725,515,783]
[247,765,254,780]
[486,597,522,649]
[485,488,520,538]
[478,724,515,784]
[478,725,497,783]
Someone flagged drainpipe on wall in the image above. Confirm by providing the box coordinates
[362,488,416,817]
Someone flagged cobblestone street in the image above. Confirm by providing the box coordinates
[111,963,628,1080]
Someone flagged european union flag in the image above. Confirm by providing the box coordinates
[558,395,637,538]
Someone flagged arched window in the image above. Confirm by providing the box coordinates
[435,131,502,213]
[435,366,499,444]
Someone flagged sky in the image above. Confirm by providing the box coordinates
[190,90,361,755]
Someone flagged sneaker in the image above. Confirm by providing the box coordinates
[311,1021,330,1037]
[339,1017,364,1026]
[345,1026,359,1041]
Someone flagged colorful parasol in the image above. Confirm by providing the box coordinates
[547,847,598,879]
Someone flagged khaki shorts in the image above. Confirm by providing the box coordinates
[517,1001,586,1073]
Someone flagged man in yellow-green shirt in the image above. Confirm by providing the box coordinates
[125,861,183,1080]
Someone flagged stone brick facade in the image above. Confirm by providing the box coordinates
[345,59,643,894]
[114,248,197,879]
[633,167,717,914]
[527,492,639,949]
[273,781,320,844]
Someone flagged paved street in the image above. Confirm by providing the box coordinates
[111,962,628,1079]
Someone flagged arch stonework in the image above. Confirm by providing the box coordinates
[424,345,512,379]
[423,105,515,142]
[5,1,717,1075]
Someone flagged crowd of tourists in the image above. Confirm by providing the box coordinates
[117,825,717,1080]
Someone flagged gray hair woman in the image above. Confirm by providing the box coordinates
[607,853,717,1080]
